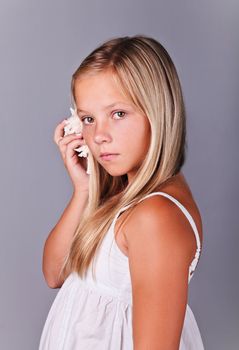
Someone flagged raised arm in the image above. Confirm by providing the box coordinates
[124,196,196,349]
[42,189,88,289]
[43,117,90,289]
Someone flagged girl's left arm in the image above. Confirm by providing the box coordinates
[125,196,195,350]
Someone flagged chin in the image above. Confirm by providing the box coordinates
[100,167,126,177]
[107,170,125,177]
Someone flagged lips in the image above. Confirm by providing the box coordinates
[100,153,118,157]
[100,153,119,161]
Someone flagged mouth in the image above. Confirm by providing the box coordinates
[100,153,119,161]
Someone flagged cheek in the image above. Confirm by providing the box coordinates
[82,128,91,143]
[130,123,150,147]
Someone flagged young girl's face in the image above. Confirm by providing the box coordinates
[74,70,151,184]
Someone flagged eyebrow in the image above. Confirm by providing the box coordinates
[77,101,129,114]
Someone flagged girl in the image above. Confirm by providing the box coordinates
[39,35,204,349]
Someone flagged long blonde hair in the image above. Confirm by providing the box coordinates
[58,34,187,281]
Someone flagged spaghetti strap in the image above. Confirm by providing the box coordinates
[111,191,202,283]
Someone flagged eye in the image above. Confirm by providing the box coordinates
[80,110,126,125]
[80,116,93,125]
[113,110,126,119]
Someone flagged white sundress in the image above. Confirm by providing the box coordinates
[39,191,205,349]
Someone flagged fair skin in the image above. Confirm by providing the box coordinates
[117,175,203,349]
[74,70,203,349]
[74,70,151,184]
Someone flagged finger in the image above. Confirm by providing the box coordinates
[60,136,86,162]
[65,138,87,159]
[57,133,83,147]
[53,119,68,145]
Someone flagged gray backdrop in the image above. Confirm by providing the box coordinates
[1,0,238,349]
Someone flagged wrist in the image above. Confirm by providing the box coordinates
[72,188,89,197]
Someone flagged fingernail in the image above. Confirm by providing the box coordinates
[75,133,82,136]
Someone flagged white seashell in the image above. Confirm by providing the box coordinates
[73,144,89,158]
[63,107,83,135]
[64,107,91,175]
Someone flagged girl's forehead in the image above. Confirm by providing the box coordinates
[73,70,142,113]
[74,78,132,105]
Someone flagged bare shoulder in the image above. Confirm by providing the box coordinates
[123,194,197,267]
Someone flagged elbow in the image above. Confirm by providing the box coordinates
[42,266,63,289]
[43,273,60,289]
[42,254,68,289]
[46,279,61,289]
[45,277,63,289]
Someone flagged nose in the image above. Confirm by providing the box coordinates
[93,120,112,144]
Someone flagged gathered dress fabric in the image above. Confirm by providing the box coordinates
[39,191,205,349]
